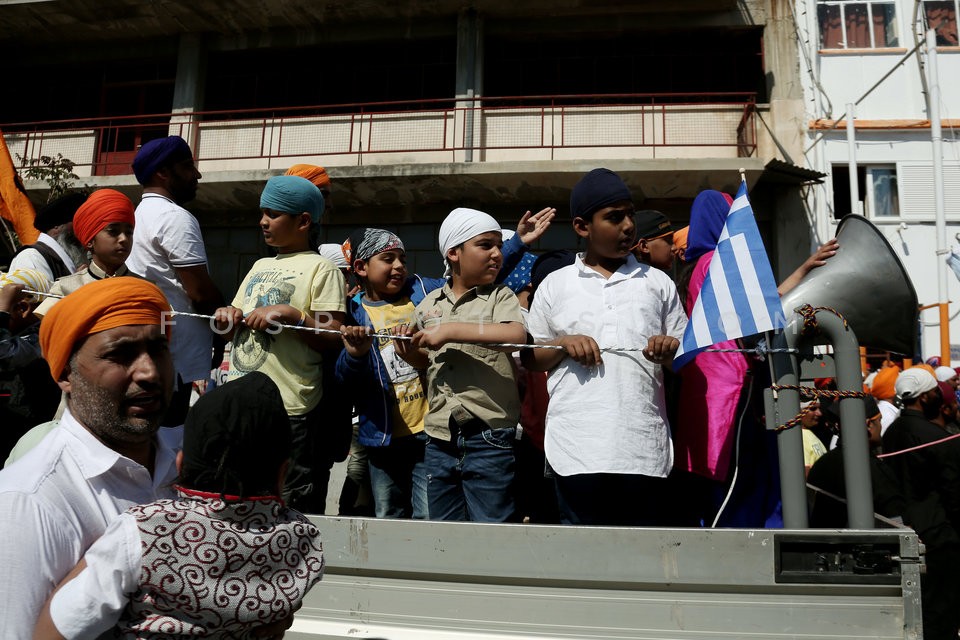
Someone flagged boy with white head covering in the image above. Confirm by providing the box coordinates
[405,207,527,522]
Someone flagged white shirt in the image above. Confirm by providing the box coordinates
[0,409,180,638]
[126,193,213,382]
[8,232,77,282]
[526,254,687,477]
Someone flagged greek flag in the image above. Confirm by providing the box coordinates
[673,181,784,370]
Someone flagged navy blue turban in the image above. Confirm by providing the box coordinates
[569,168,633,220]
[260,175,325,223]
[132,136,194,186]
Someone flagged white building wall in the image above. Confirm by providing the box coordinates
[796,0,960,362]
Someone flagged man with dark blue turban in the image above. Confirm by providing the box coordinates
[127,136,224,427]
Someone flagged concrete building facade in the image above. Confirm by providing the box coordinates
[2,0,815,298]
[794,0,960,361]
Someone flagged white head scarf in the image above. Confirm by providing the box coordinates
[317,243,349,270]
[438,207,501,277]
[935,365,957,383]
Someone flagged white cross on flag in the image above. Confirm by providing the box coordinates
[673,180,784,370]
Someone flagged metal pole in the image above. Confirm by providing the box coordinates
[927,29,949,366]
[814,314,874,529]
[770,319,808,528]
[845,103,860,214]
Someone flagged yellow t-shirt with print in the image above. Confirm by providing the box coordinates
[361,297,426,438]
[229,251,346,415]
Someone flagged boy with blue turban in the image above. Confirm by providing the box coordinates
[213,175,346,513]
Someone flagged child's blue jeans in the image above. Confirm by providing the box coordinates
[425,418,517,522]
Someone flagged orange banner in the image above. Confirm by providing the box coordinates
[0,130,38,246]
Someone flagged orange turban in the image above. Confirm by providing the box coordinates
[73,189,135,247]
[40,277,170,381]
[870,365,900,400]
[673,225,689,251]
[285,164,330,190]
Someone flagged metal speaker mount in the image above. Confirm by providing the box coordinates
[778,214,918,355]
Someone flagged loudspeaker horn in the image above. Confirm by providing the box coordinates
[778,214,918,355]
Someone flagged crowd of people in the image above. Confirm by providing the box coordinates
[0,134,957,636]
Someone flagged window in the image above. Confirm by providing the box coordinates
[924,1,959,46]
[865,167,900,217]
[831,164,899,218]
[817,1,899,49]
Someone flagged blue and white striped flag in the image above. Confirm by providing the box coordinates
[673,180,784,370]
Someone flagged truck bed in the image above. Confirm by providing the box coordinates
[290,517,922,639]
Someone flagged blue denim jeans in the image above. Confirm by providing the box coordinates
[425,419,517,522]
[367,432,429,519]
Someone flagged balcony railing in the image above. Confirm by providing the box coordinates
[2,93,758,178]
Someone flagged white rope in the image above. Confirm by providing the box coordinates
[22,290,798,356]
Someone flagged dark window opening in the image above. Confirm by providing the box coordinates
[204,38,457,117]
[831,164,866,219]
[483,28,765,104]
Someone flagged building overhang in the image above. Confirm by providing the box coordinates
[0,0,744,46]
[22,157,768,224]
[760,159,826,186]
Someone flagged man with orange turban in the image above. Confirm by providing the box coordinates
[0,277,180,638]
[869,364,901,435]
[35,189,138,318]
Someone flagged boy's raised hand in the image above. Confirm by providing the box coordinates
[341,325,374,357]
[558,334,602,367]
[516,207,557,245]
[643,335,680,365]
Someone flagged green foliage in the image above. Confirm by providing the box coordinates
[16,153,80,203]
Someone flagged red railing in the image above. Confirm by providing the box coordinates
[3,93,758,176]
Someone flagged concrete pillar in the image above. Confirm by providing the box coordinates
[455,10,483,161]
[170,34,207,150]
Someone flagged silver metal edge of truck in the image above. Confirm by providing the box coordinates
[289,518,922,639]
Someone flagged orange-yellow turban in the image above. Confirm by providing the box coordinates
[285,164,330,190]
[40,277,170,381]
[73,189,135,247]
[673,225,689,252]
[870,365,900,400]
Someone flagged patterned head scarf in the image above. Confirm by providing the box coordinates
[0,269,51,304]
[343,228,405,268]
[260,175,325,223]
[73,189,135,247]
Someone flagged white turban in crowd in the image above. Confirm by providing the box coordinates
[438,207,501,277]
[935,365,957,383]
[0,269,50,304]
[318,243,349,270]
[895,368,938,401]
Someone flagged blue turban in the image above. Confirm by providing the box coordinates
[260,175,325,223]
[684,190,733,263]
[132,136,193,186]
[569,168,632,220]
